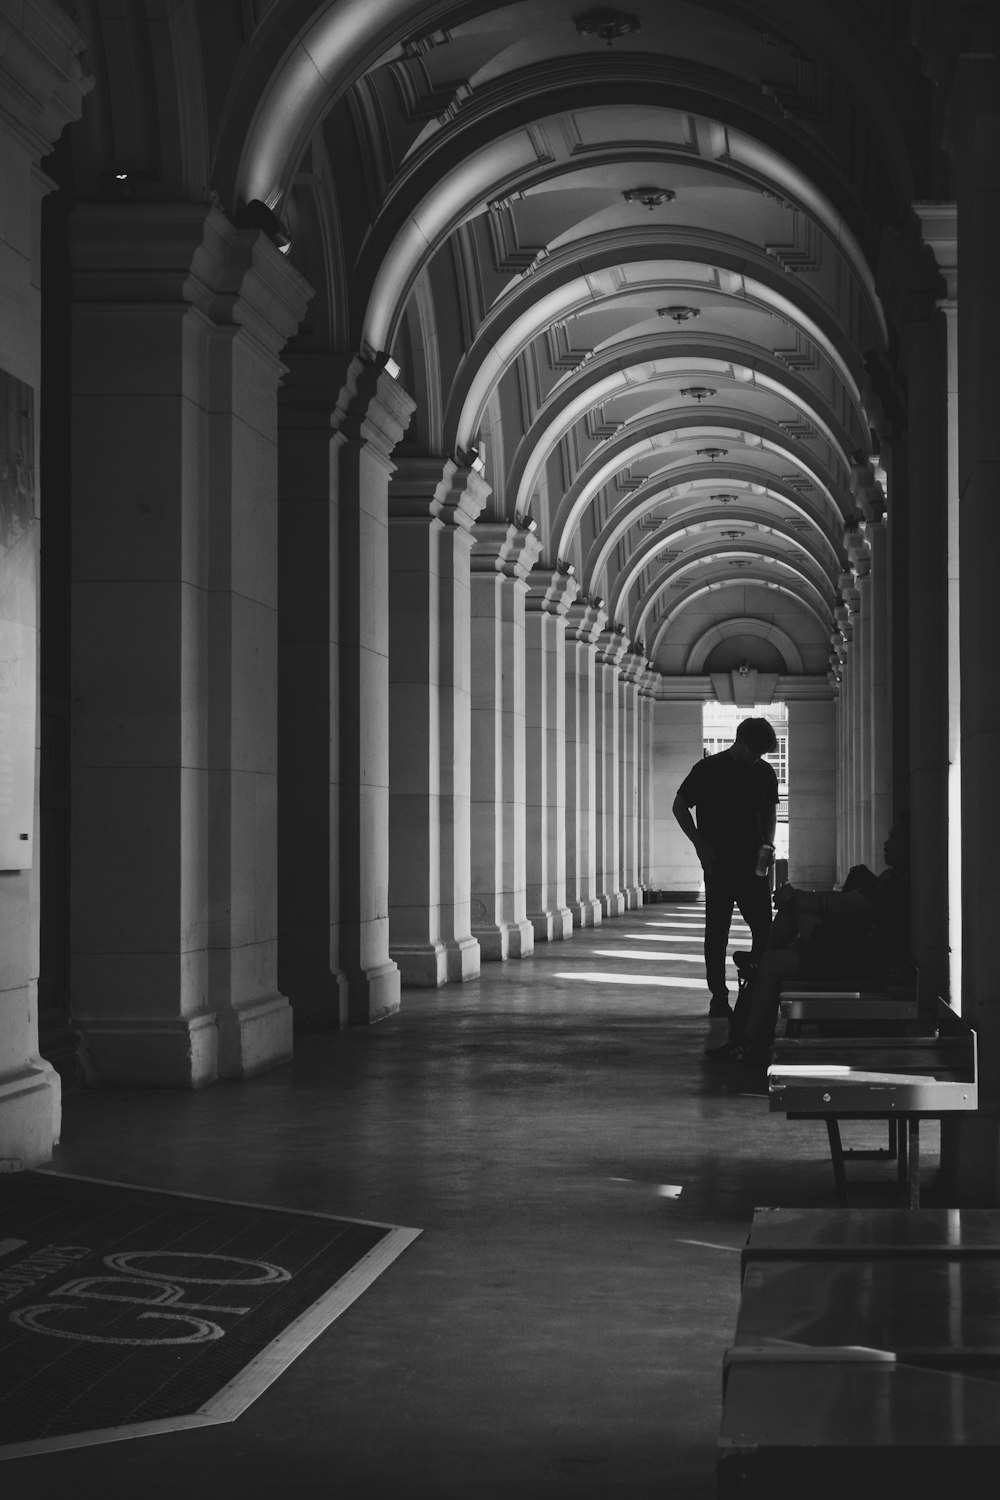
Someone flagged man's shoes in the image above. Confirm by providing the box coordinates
[704,1039,742,1061]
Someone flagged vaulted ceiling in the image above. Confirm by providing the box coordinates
[70,0,947,690]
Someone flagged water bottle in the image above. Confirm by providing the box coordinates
[754,842,774,878]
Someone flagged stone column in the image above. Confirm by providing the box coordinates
[595,631,628,916]
[469,523,541,958]
[912,202,960,1010]
[70,204,310,1085]
[786,699,837,886]
[0,1,90,1165]
[637,669,658,892]
[331,359,416,1021]
[388,457,487,984]
[651,695,703,893]
[866,519,892,863]
[618,651,645,908]
[525,569,578,941]
[948,35,1000,1200]
[564,602,606,928]
[277,355,350,1029]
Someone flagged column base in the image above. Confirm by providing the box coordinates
[623,885,644,910]
[280,931,350,1030]
[529,907,574,941]
[569,898,603,928]
[75,1011,220,1088]
[444,936,481,982]
[0,1058,61,1169]
[217,993,294,1078]
[473,920,535,960]
[600,891,627,918]
[345,961,401,1024]
[392,942,449,988]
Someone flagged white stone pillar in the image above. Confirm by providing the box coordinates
[469,524,541,958]
[564,603,606,928]
[70,204,310,1085]
[277,354,350,1029]
[637,669,658,892]
[595,631,628,916]
[0,1,90,1165]
[331,359,416,1021]
[525,569,578,941]
[651,695,704,893]
[618,652,645,908]
[913,202,961,1009]
[866,520,892,863]
[387,457,487,985]
[786,699,837,886]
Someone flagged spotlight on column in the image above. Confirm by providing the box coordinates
[236,199,292,253]
[382,356,402,380]
[525,517,538,532]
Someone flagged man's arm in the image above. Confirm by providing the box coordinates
[672,794,714,876]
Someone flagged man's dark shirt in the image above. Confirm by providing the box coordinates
[677,751,779,873]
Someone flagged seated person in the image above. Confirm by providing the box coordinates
[712,816,910,1064]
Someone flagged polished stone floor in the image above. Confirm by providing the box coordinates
[6,904,937,1499]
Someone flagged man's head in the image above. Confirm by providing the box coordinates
[733,717,778,760]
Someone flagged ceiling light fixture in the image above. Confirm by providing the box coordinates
[680,386,716,402]
[574,9,642,45]
[658,305,700,323]
[711,493,739,504]
[721,530,746,539]
[697,447,728,461]
[622,187,676,210]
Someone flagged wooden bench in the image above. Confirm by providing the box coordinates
[718,1207,1000,1499]
[766,1000,977,1207]
[778,963,919,1038]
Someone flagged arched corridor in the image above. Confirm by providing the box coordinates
[2,0,1000,1461]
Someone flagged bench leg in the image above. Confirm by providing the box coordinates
[825,1117,850,1205]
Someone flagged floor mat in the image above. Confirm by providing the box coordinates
[0,1171,419,1458]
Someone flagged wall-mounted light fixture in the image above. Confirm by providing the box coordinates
[575,9,642,45]
[236,198,293,254]
[658,305,700,323]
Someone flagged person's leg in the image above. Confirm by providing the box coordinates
[742,947,800,1050]
[735,874,774,963]
[703,870,735,1011]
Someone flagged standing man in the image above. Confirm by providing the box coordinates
[671,717,779,1017]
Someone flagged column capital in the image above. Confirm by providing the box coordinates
[471,522,542,580]
[638,667,661,698]
[596,630,629,669]
[331,355,417,464]
[0,0,93,159]
[525,568,580,616]
[619,651,647,685]
[70,203,314,359]
[849,457,886,524]
[650,675,713,701]
[913,201,957,301]
[390,456,489,532]
[564,600,608,644]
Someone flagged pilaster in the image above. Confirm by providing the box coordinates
[277,353,353,1029]
[388,456,487,984]
[469,523,542,958]
[564,601,606,927]
[595,630,628,917]
[69,203,312,1082]
[617,651,646,909]
[524,568,579,941]
[332,357,417,1020]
